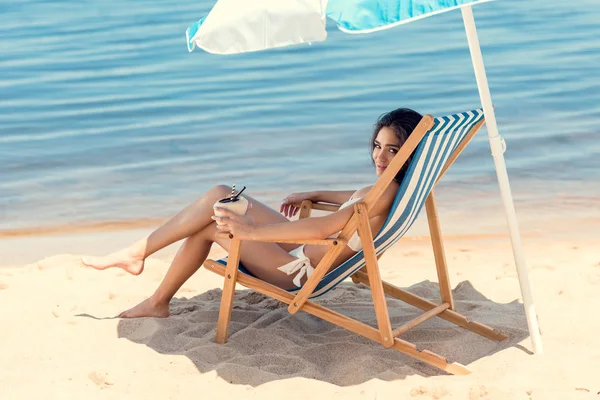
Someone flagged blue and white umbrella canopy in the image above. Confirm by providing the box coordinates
[185,0,543,355]
[186,0,491,54]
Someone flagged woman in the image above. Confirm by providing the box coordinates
[82,108,423,318]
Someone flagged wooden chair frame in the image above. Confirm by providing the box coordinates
[203,114,507,375]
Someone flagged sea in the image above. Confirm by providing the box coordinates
[1,0,599,238]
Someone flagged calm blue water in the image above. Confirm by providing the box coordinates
[1,0,599,235]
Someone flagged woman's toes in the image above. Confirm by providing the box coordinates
[81,256,99,268]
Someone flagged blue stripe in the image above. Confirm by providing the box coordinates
[215,258,255,276]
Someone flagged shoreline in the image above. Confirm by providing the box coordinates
[4,186,599,241]
[0,217,517,241]
[0,218,169,239]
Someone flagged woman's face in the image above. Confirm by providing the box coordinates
[372,126,401,177]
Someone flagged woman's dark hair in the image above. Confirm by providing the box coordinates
[371,107,423,183]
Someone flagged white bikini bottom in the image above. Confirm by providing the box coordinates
[277,245,314,288]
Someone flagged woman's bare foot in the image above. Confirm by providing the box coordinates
[119,297,170,318]
[81,248,145,275]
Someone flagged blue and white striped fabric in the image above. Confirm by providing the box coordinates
[216,109,485,298]
[327,0,492,34]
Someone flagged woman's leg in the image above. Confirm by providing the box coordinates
[120,222,300,318]
[81,185,293,275]
[118,227,212,318]
[81,185,233,274]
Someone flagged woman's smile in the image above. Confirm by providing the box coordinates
[372,126,401,177]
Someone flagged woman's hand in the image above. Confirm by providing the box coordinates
[280,192,313,218]
[212,208,256,239]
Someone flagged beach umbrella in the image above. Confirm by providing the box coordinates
[186,0,543,354]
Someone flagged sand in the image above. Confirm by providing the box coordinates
[1,228,599,399]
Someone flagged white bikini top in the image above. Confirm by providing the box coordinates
[338,197,363,252]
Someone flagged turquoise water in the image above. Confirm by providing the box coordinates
[1,0,599,235]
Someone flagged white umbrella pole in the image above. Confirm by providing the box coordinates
[461,6,543,355]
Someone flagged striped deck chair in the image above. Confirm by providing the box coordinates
[204,109,508,375]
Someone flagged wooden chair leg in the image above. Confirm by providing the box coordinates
[352,270,507,342]
[356,202,394,348]
[204,259,471,375]
[425,192,455,310]
[215,238,242,344]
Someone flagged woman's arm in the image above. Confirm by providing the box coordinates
[215,184,395,242]
[280,189,356,218]
[214,204,355,241]
[309,190,356,205]
[250,207,355,241]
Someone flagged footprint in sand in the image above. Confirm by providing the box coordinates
[409,386,449,399]
[88,371,114,389]
[468,385,489,399]
[410,386,428,397]
[495,273,517,280]
[462,303,481,312]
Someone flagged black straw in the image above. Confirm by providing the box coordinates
[232,186,246,200]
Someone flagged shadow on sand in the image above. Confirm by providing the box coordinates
[116,280,529,386]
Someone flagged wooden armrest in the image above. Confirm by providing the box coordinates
[215,231,347,246]
[299,200,340,219]
[311,202,341,212]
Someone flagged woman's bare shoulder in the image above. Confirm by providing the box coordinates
[355,182,398,199]
[352,182,398,215]
[353,185,373,198]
